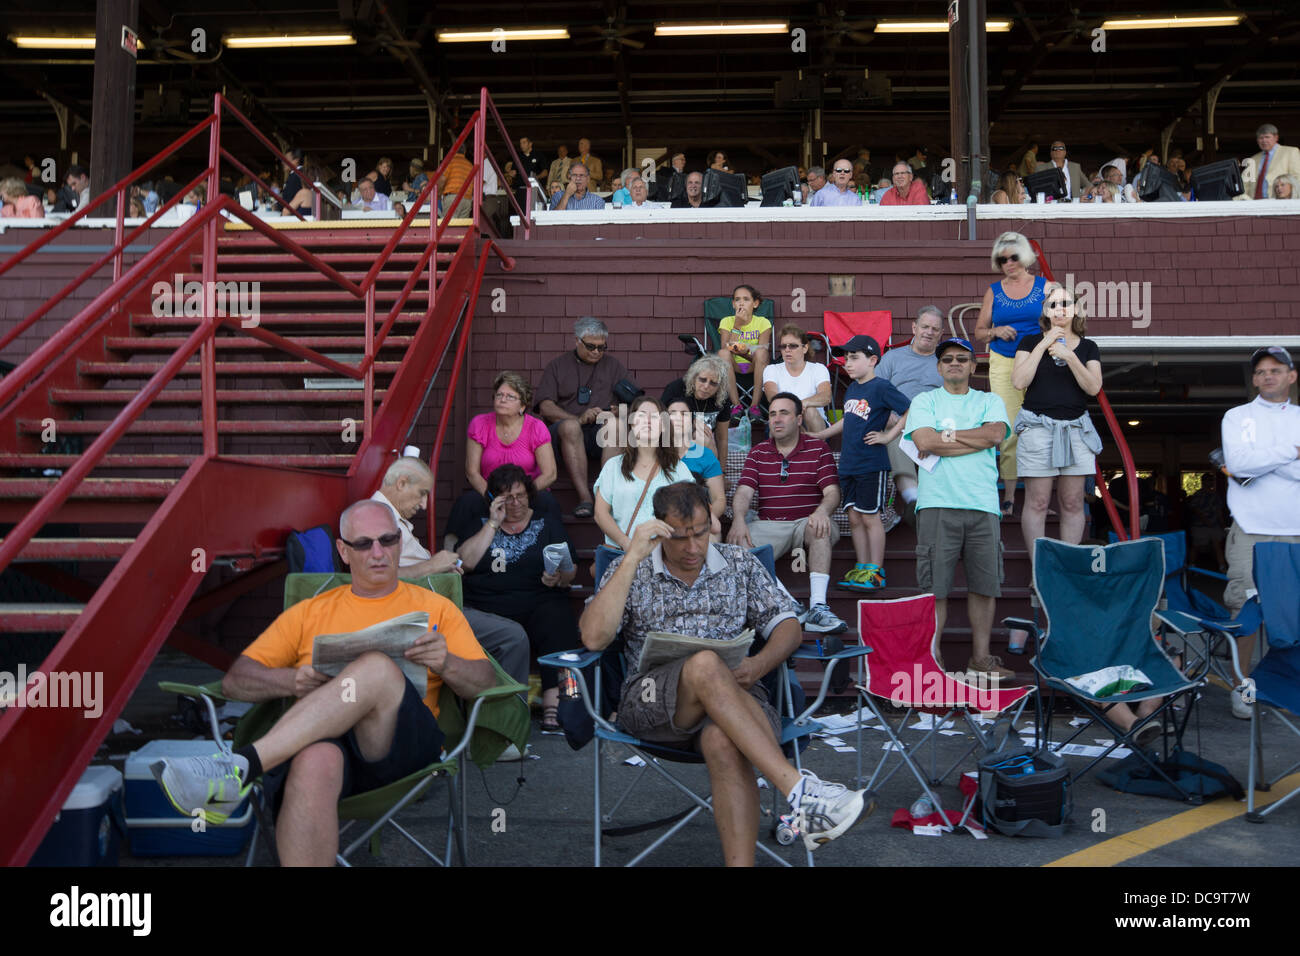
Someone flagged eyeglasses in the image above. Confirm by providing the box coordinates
[780,342,804,350]
[995,254,1020,266]
[694,377,719,387]
[496,492,529,503]
[779,458,790,482]
[939,354,972,365]
[340,531,402,551]
[580,340,608,352]
[494,391,521,402]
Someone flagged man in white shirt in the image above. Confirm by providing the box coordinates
[1035,141,1084,200]
[1220,346,1300,717]
[370,457,530,688]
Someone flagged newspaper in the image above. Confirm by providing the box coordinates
[543,542,575,575]
[311,611,430,690]
[637,628,754,673]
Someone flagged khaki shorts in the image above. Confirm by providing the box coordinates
[747,516,841,558]
[1224,524,1300,613]
[619,656,780,746]
[886,435,918,483]
[916,507,1004,599]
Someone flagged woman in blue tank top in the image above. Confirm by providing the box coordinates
[974,231,1046,515]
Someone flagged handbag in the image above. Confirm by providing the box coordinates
[613,377,644,406]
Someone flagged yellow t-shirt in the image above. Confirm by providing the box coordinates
[242,582,486,718]
[719,314,772,374]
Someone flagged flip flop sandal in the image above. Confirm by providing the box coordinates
[573,501,594,518]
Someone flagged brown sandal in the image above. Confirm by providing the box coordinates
[541,705,562,735]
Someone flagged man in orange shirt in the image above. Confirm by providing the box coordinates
[152,498,494,866]
[438,144,475,218]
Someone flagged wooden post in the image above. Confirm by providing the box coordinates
[90,0,140,200]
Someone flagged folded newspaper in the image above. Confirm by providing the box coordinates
[312,611,430,690]
[636,628,754,673]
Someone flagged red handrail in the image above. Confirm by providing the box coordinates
[1029,238,1140,541]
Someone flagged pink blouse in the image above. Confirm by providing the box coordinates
[468,413,552,482]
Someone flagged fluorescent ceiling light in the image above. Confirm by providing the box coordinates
[9,35,99,49]
[1101,15,1244,30]
[224,33,356,48]
[436,28,570,42]
[874,20,1012,33]
[655,21,789,37]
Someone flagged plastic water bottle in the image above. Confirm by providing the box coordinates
[1052,336,1068,366]
[950,187,958,205]
[910,794,936,818]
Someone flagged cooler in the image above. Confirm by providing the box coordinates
[124,739,254,856]
[29,765,126,867]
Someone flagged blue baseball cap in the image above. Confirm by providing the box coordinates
[935,337,975,359]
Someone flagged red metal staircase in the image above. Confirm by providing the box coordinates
[0,90,529,864]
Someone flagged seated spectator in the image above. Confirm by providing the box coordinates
[1273,174,1299,200]
[353,178,400,214]
[762,324,832,430]
[661,354,732,463]
[610,167,640,205]
[801,166,826,204]
[150,498,494,865]
[0,177,43,217]
[65,164,90,211]
[594,395,694,550]
[128,196,146,218]
[667,399,726,540]
[624,178,655,208]
[879,162,928,205]
[465,370,557,496]
[405,159,428,196]
[718,284,771,423]
[728,393,848,634]
[670,171,719,209]
[1100,164,1139,203]
[277,149,309,215]
[365,157,394,196]
[810,161,862,207]
[447,464,579,736]
[549,162,605,211]
[535,316,627,517]
[708,150,730,172]
[182,183,207,210]
[989,171,1026,204]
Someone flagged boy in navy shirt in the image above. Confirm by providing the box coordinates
[812,335,911,590]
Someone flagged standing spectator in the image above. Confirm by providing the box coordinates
[728,393,848,635]
[1219,347,1300,717]
[1008,283,1103,652]
[654,151,686,201]
[876,306,946,523]
[973,231,1048,516]
[438,144,474,218]
[593,396,693,549]
[717,284,771,423]
[0,178,43,218]
[277,148,308,214]
[810,160,862,208]
[762,324,832,431]
[879,163,928,205]
[904,338,1014,679]
[662,354,732,462]
[515,136,548,211]
[575,137,603,184]
[1016,143,1039,179]
[1035,140,1085,200]
[1244,124,1300,201]
[535,317,628,518]
[1185,472,1227,571]
[810,336,911,592]
[548,145,572,194]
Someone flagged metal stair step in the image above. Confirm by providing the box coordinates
[19,418,356,436]
[2,537,134,560]
[0,453,355,469]
[51,388,386,404]
[0,477,174,498]
[131,313,422,331]
[78,360,400,377]
[104,335,413,352]
[0,604,84,632]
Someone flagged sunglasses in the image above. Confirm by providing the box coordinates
[780,458,790,482]
[995,254,1020,265]
[580,340,608,352]
[1047,299,1074,308]
[833,168,852,174]
[1051,145,1067,151]
[695,377,719,387]
[780,342,804,350]
[939,354,972,365]
[340,531,401,551]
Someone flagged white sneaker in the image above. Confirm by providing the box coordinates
[784,770,876,851]
[1231,688,1253,720]
[151,752,251,825]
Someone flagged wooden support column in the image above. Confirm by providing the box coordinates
[89,0,140,199]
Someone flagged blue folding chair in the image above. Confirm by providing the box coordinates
[542,543,870,866]
[1023,538,1210,801]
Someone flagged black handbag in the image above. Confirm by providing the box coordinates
[612,377,644,405]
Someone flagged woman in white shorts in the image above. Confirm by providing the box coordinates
[1008,283,1103,650]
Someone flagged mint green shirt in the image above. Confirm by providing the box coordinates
[904,387,1010,516]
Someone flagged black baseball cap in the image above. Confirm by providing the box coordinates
[935,337,975,359]
[832,335,880,358]
[1250,346,1295,370]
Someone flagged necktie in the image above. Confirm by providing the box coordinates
[1255,150,1271,200]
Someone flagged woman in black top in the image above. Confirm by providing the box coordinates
[660,353,733,463]
[367,157,394,196]
[446,464,577,733]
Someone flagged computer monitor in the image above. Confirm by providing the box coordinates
[1136,162,1183,202]
[760,166,800,206]
[704,169,748,207]
[1023,167,1067,202]
[1188,158,1243,201]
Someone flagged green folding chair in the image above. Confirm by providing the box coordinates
[161,571,529,866]
[702,295,778,413]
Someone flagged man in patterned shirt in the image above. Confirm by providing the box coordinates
[581,481,875,863]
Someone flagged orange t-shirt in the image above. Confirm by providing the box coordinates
[439,154,473,203]
[242,582,486,718]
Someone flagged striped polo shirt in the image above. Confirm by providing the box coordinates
[738,433,838,521]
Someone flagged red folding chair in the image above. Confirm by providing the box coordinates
[855,594,1034,832]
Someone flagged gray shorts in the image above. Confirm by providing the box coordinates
[619,655,780,747]
[1015,422,1096,478]
[916,507,1004,599]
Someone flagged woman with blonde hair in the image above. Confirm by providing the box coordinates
[0,178,42,218]
[989,171,1025,204]
[973,231,1047,515]
[662,353,733,461]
